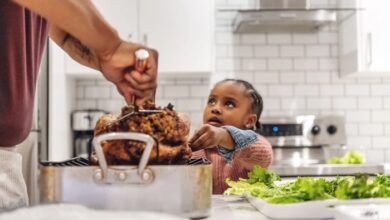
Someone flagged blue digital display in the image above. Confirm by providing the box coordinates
[262,124,303,136]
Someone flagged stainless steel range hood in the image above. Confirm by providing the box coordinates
[232,0,357,33]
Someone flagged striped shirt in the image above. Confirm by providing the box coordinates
[192,127,273,194]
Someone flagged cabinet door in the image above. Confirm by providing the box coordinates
[363,0,390,72]
[65,0,138,75]
[139,0,213,73]
[339,0,390,76]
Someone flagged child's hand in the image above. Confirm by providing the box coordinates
[189,125,234,151]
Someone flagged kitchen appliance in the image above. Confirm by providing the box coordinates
[262,115,384,176]
[231,0,360,33]
[39,132,212,218]
[263,115,346,166]
[71,109,107,158]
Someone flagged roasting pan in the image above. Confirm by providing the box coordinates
[39,132,212,219]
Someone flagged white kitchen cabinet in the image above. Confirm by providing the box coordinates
[65,0,214,75]
[339,0,390,77]
[139,0,213,73]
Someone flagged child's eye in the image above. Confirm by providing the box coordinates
[225,101,235,108]
[207,98,216,106]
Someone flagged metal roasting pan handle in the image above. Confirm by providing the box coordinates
[92,132,156,184]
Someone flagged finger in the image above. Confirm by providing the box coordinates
[189,126,208,144]
[192,132,211,149]
[124,72,157,91]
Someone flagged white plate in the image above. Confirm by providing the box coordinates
[334,204,390,220]
[246,195,390,219]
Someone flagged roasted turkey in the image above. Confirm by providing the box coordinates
[94,101,192,165]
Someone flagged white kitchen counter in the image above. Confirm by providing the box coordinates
[206,195,267,220]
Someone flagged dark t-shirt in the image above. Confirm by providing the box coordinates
[0,2,49,146]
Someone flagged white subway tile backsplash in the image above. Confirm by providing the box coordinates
[241,34,266,45]
[331,45,338,57]
[345,123,359,136]
[307,98,332,110]
[97,99,123,114]
[231,46,254,57]
[190,85,210,98]
[254,72,279,84]
[372,137,390,148]
[385,150,390,162]
[372,85,390,96]
[215,32,240,45]
[176,99,203,111]
[235,72,254,82]
[319,58,338,70]
[280,72,305,84]
[215,45,228,57]
[267,33,292,44]
[263,98,281,110]
[268,85,294,96]
[294,58,318,70]
[292,33,317,44]
[346,111,370,122]
[333,98,357,110]
[281,46,304,57]
[253,84,268,96]
[318,32,338,44]
[110,87,123,99]
[306,71,331,83]
[359,124,384,136]
[295,85,319,96]
[320,85,344,96]
[85,86,110,99]
[281,98,306,110]
[372,111,390,122]
[364,149,385,163]
[255,46,279,57]
[77,79,96,86]
[385,124,390,135]
[347,137,372,149]
[164,86,189,98]
[216,58,241,71]
[384,98,390,109]
[345,85,370,96]
[242,58,267,71]
[76,100,97,110]
[268,58,293,70]
[76,87,84,99]
[358,97,383,110]
[306,45,330,57]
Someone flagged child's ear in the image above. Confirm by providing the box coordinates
[245,114,257,129]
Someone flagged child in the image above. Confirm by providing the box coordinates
[189,79,273,194]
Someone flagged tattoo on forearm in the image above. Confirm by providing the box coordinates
[62,33,94,62]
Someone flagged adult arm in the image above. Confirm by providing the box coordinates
[13,0,158,104]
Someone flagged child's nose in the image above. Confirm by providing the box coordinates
[211,105,221,114]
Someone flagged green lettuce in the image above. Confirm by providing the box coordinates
[224,165,390,204]
[327,150,365,164]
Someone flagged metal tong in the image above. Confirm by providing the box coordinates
[106,49,162,127]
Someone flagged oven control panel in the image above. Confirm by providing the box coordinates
[261,115,346,147]
[262,124,303,136]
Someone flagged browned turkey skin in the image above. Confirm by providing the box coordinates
[94,102,192,165]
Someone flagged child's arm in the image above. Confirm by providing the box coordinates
[189,124,235,151]
[233,137,273,170]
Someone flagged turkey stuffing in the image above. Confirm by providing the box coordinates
[94,101,192,165]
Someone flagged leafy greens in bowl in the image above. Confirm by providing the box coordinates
[224,165,390,204]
